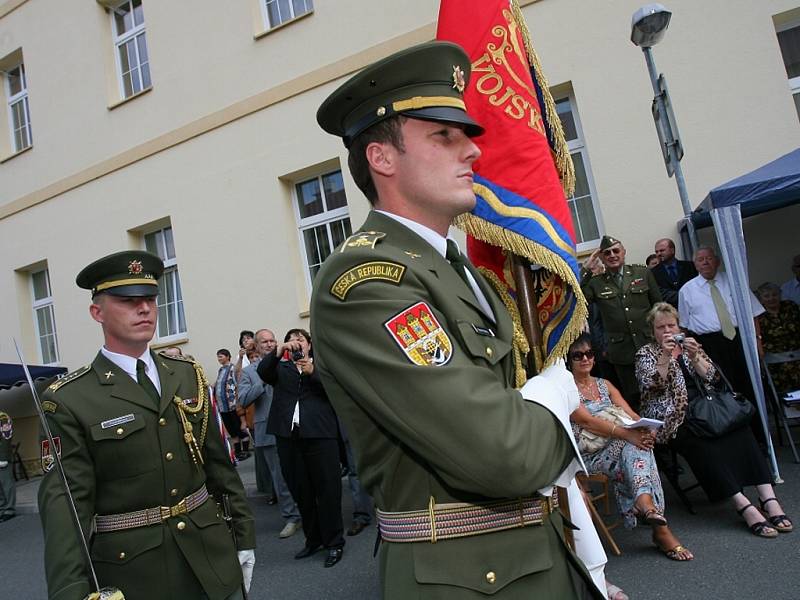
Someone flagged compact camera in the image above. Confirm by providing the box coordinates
[672,333,685,344]
[291,350,305,361]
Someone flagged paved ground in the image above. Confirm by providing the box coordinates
[6,446,800,599]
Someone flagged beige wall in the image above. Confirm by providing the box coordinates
[1,0,800,379]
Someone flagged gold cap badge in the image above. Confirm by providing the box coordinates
[452,65,466,93]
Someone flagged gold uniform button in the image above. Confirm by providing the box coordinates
[176,521,186,531]
[159,418,167,426]
[165,452,174,461]
[486,347,493,357]
[486,571,496,584]
[170,488,178,497]
[118,552,126,560]
[625,307,630,311]
[116,427,124,435]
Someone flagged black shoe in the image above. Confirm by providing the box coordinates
[266,496,277,505]
[0,514,15,523]
[347,521,368,536]
[324,547,343,568]
[294,544,321,559]
[236,452,250,461]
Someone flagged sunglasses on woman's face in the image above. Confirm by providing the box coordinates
[570,350,595,361]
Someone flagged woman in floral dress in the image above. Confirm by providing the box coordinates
[569,333,693,561]
[756,282,800,396]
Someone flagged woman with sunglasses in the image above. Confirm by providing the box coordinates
[568,332,694,562]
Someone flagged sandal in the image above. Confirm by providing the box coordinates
[657,543,693,561]
[606,582,629,600]
[637,507,668,527]
[737,503,778,538]
[759,497,793,533]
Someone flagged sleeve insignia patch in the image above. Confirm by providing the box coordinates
[42,401,58,414]
[331,261,406,301]
[41,436,62,473]
[340,231,386,252]
[384,301,453,366]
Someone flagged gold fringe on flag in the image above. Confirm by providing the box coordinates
[455,212,588,368]
[477,266,530,387]
[510,0,575,198]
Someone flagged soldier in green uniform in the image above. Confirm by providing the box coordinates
[312,41,603,599]
[38,251,255,600]
[581,235,662,407]
[0,412,16,522]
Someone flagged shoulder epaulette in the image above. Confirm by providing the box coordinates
[160,353,196,364]
[339,231,386,253]
[630,263,646,268]
[48,365,91,393]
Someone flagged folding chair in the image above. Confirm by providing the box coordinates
[11,442,28,482]
[655,444,700,514]
[577,472,622,556]
[763,349,800,463]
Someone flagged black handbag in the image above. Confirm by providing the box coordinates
[680,356,755,439]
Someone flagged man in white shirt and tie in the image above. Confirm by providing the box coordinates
[678,246,765,413]
[780,253,800,305]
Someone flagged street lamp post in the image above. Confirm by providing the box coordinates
[631,4,698,251]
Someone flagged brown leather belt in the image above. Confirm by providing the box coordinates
[376,492,558,543]
[94,485,209,533]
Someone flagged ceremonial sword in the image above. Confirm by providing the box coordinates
[13,339,124,600]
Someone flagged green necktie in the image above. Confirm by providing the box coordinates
[136,359,161,405]
[709,279,736,340]
[446,239,472,288]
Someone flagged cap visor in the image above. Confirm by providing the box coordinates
[405,107,484,137]
[101,284,160,298]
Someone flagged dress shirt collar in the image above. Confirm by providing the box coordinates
[375,210,456,258]
[101,346,159,388]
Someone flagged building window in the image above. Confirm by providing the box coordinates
[6,63,32,152]
[111,0,151,98]
[294,169,351,286]
[144,227,187,339]
[777,20,800,121]
[263,0,313,29]
[554,95,602,249]
[31,269,59,365]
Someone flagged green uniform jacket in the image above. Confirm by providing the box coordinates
[38,352,255,600]
[311,211,601,599]
[581,264,662,365]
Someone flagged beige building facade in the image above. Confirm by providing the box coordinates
[2,0,799,461]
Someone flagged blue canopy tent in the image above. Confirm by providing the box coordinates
[687,147,800,482]
[0,363,67,418]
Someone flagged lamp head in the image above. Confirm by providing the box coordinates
[631,4,672,47]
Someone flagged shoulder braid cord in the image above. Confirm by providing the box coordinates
[172,362,210,467]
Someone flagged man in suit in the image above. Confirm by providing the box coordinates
[651,238,697,308]
[312,41,602,599]
[581,236,662,408]
[38,250,255,600]
[238,328,301,539]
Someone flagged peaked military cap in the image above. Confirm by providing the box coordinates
[600,235,622,251]
[317,41,484,147]
[76,250,163,297]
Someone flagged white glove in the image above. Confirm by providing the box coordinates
[0,461,8,469]
[238,549,256,592]
[537,359,580,413]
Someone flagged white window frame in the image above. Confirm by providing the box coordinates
[776,19,800,120]
[554,92,603,252]
[6,62,32,152]
[144,226,187,342]
[31,268,60,365]
[111,0,151,99]
[261,0,313,30]
[292,169,352,292]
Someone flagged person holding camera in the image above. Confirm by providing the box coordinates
[256,328,345,567]
[635,302,792,538]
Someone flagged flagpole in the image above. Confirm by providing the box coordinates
[510,256,574,549]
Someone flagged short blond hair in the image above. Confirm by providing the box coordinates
[646,302,680,335]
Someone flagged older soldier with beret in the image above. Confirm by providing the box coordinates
[38,251,255,600]
[581,236,662,408]
[312,41,603,599]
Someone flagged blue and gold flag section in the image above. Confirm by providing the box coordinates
[437,0,587,380]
